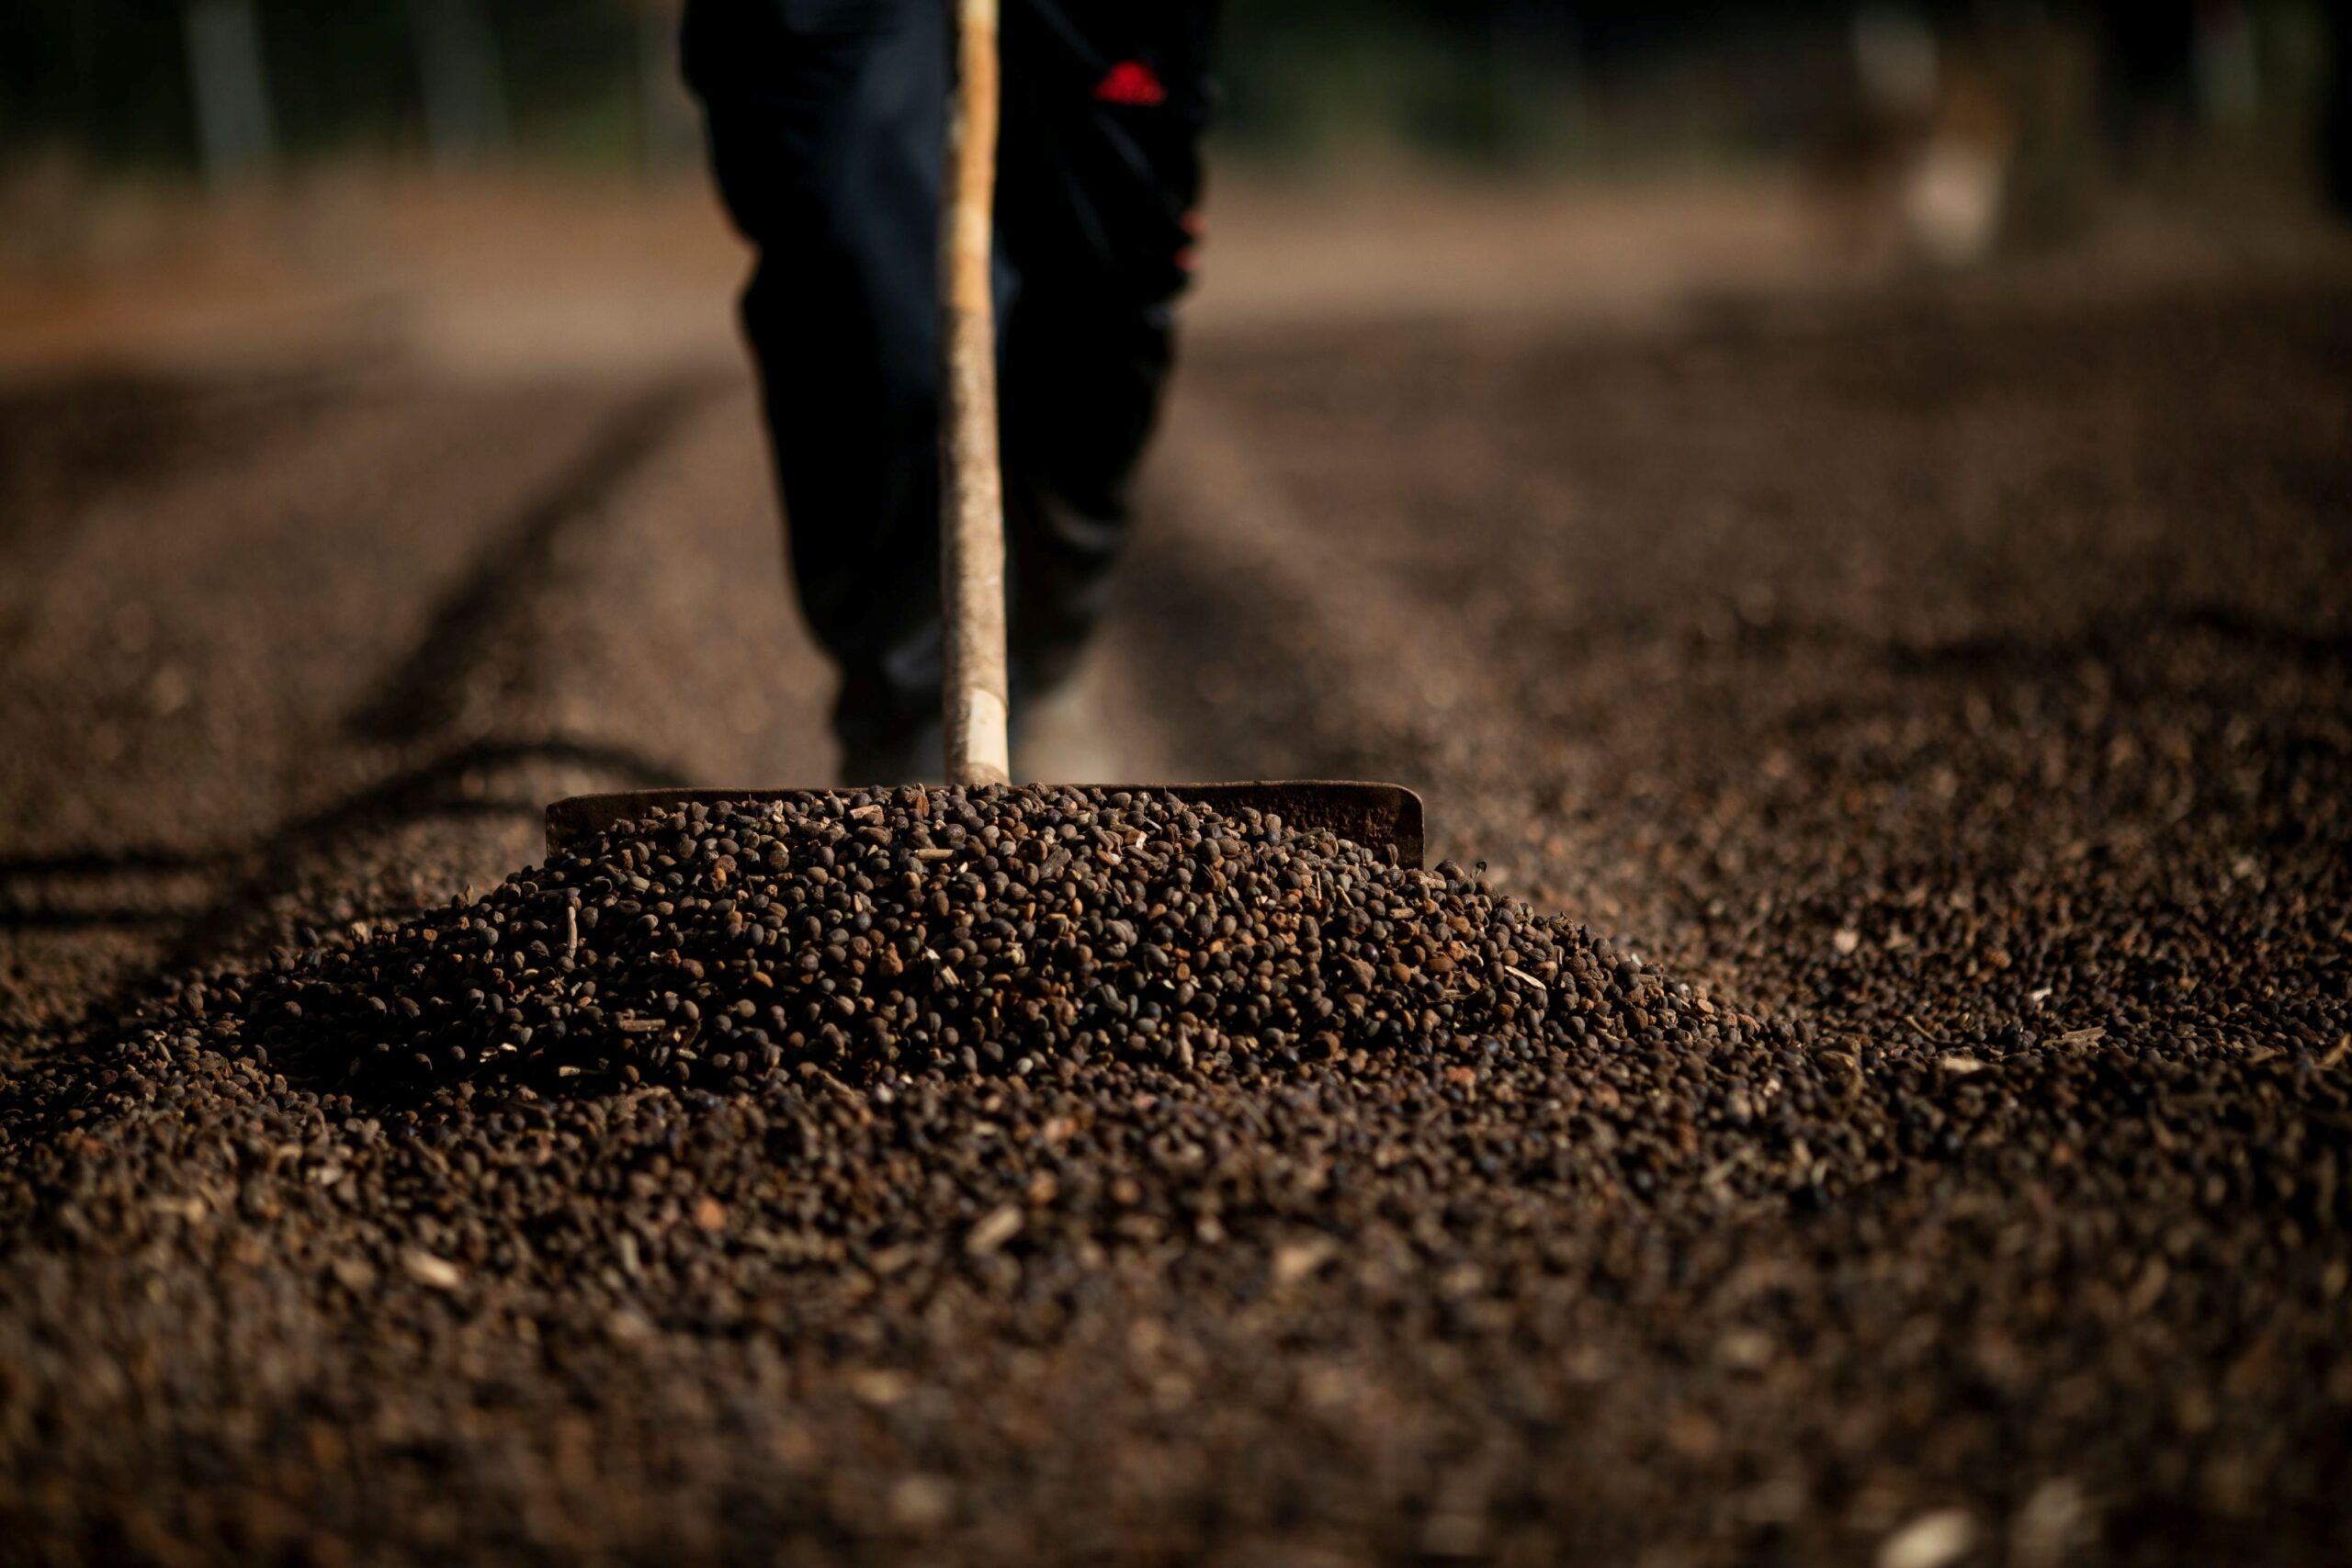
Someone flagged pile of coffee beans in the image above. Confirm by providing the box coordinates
[51,787,1742,1111]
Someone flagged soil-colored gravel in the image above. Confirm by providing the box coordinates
[3,268,2350,1566]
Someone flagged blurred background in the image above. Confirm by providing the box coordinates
[3,0,2347,377]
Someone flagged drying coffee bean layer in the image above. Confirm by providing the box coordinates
[7,781,2347,1566]
[6,273,2351,1566]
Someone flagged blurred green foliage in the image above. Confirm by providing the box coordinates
[0,1,2338,181]
[2,0,656,174]
[0,0,1877,176]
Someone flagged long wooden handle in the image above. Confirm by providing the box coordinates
[941,0,1011,787]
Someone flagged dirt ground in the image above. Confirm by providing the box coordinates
[3,180,2351,1565]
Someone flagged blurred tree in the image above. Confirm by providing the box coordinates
[182,0,277,186]
[1,4,200,171]
[2328,0,2352,209]
[409,0,511,169]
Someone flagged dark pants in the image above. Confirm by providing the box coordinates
[683,0,1216,753]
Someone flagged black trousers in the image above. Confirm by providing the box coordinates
[683,0,1216,749]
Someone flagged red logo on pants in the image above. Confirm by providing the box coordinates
[1093,60,1169,107]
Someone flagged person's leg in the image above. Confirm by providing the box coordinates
[996,1,1219,703]
[684,0,948,779]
